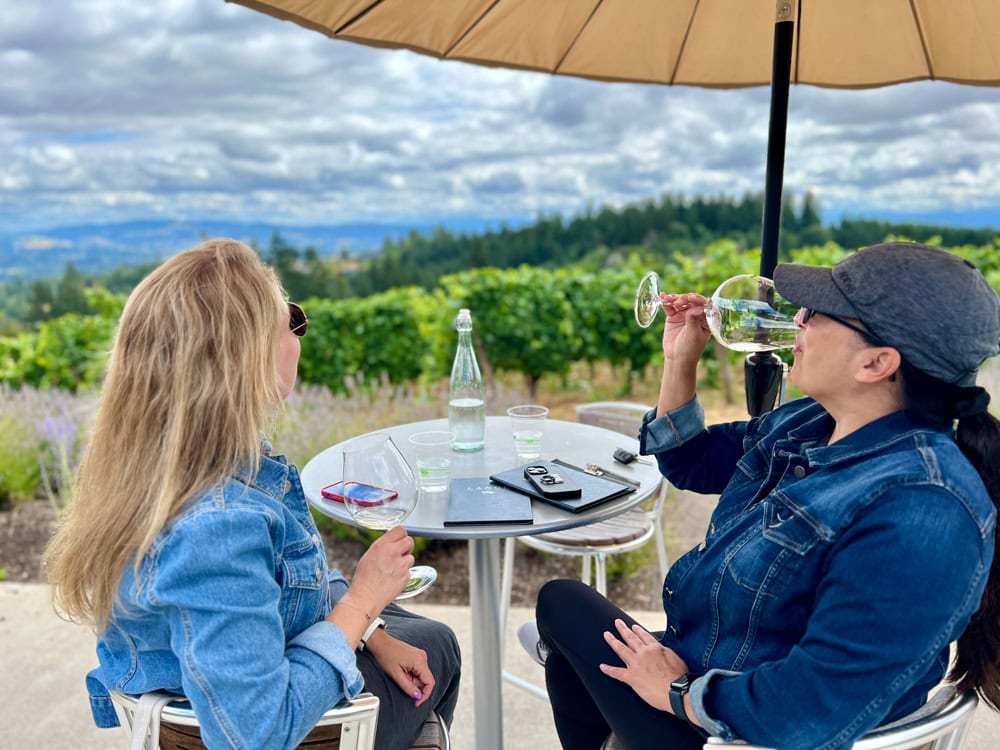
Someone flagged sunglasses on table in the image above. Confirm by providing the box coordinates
[796,307,885,347]
[288,302,308,337]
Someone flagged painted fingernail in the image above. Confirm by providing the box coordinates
[412,691,422,700]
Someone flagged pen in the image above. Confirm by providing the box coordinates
[586,464,642,488]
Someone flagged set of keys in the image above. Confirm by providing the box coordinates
[612,447,653,466]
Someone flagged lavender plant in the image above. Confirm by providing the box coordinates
[0,385,96,508]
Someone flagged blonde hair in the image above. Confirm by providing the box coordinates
[46,239,286,631]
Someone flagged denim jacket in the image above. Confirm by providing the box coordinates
[86,445,363,749]
[640,397,994,750]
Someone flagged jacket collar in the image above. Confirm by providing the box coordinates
[232,434,289,498]
[803,409,951,468]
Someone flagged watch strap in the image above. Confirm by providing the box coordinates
[669,673,695,725]
[358,616,386,651]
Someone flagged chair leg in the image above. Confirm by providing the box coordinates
[595,553,608,597]
[581,555,592,587]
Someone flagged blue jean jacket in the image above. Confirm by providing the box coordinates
[86,447,363,749]
[640,397,994,750]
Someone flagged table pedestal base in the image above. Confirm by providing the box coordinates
[469,538,504,749]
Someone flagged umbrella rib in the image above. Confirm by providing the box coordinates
[552,0,606,75]
[442,0,504,59]
[331,0,386,35]
[907,0,935,80]
[669,0,701,85]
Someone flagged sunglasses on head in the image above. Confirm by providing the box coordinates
[798,308,884,347]
[288,302,308,337]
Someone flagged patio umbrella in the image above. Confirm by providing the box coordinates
[227,0,1000,276]
[226,0,1000,413]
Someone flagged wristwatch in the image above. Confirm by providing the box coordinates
[358,616,386,651]
[669,672,697,725]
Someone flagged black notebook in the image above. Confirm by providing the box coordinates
[489,459,635,514]
[443,478,534,526]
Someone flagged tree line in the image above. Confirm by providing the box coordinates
[2,191,997,334]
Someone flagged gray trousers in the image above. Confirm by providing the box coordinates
[355,603,462,750]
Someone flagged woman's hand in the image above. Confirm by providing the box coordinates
[660,292,711,368]
[656,292,712,414]
[349,526,415,614]
[367,631,436,707]
[599,619,689,713]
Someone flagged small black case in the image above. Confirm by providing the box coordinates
[523,465,582,499]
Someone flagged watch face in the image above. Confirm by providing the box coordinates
[671,673,692,691]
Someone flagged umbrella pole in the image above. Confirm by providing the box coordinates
[747,8,795,416]
[760,13,794,279]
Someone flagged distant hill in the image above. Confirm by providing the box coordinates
[0,219,493,281]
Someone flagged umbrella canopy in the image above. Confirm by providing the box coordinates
[229,0,1000,88]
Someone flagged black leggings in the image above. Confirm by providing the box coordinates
[537,579,705,750]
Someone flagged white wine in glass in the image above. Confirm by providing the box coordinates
[634,272,799,352]
[340,432,436,599]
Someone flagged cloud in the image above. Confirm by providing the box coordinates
[2,0,1000,233]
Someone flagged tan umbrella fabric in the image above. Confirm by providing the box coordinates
[228,0,1000,88]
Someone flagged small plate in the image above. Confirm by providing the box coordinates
[396,565,437,600]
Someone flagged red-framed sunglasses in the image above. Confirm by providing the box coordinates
[288,302,308,337]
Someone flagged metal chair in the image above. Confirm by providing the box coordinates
[501,401,669,608]
[110,689,450,750]
[601,685,978,750]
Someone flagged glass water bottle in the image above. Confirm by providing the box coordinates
[448,308,486,452]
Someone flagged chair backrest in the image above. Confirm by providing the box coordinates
[575,401,649,438]
[700,687,979,750]
[110,690,380,750]
[576,401,669,520]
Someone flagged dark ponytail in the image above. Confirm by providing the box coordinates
[899,360,1000,710]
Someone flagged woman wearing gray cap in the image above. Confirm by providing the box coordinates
[530,242,1000,750]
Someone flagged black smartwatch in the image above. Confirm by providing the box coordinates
[669,672,697,725]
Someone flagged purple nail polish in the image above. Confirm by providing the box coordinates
[412,690,422,700]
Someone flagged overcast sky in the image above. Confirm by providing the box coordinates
[4,0,1000,233]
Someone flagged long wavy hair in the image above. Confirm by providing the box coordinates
[898,360,1000,710]
[46,239,286,631]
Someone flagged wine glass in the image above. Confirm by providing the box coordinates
[340,432,437,600]
[634,272,799,352]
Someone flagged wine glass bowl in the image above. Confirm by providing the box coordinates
[706,275,799,351]
[341,432,436,598]
[633,271,799,352]
[634,270,663,328]
[341,432,417,529]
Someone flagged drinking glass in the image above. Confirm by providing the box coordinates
[634,272,799,351]
[507,405,548,462]
[341,432,436,599]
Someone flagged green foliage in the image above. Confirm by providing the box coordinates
[297,286,434,395]
[2,238,1000,402]
[439,267,576,399]
[0,313,115,391]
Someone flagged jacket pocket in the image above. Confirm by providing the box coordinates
[279,540,326,635]
[726,499,826,595]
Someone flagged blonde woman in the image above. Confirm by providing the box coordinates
[46,239,460,750]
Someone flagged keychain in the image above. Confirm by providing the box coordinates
[613,447,652,466]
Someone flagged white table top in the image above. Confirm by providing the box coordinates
[300,416,664,539]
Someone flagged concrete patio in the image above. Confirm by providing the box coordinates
[3,582,999,749]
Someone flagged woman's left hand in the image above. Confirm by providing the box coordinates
[367,632,435,707]
[599,619,689,712]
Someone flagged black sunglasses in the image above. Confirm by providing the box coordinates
[800,308,884,346]
[288,302,308,337]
